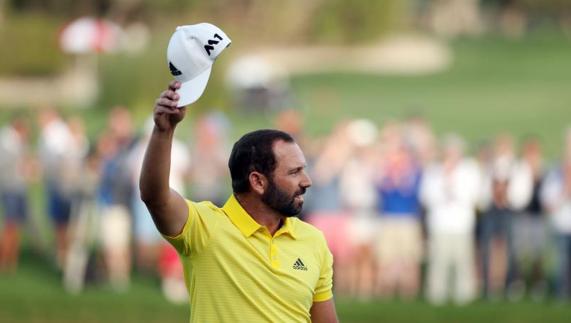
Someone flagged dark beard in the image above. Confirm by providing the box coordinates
[262,178,305,217]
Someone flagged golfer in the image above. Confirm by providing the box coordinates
[139,80,339,323]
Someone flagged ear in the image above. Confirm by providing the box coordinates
[248,171,267,195]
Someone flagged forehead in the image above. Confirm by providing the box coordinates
[272,140,306,169]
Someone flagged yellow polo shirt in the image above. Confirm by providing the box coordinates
[164,195,334,323]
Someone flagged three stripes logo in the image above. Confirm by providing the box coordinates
[292,258,308,271]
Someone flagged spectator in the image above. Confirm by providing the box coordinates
[374,125,423,300]
[479,134,532,299]
[511,136,548,300]
[97,106,136,292]
[61,116,90,226]
[403,114,437,167]
[63,145,102,293]
[305,122,353,295]
[541,128,571,300]
[37,108,74,268]
[158,243,188,304]
[421,134,481,305]
[339,119,379,299]
[187,113,229,206]
[60,116,91,292]
[0,115,32,272]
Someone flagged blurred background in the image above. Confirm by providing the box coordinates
[1,0,571,322]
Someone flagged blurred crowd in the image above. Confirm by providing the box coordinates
[1,107,571,306]
[0,107,230,303]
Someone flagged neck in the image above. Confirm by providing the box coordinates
[234,193,284,235]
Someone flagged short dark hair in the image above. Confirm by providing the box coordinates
[229,129,295,193]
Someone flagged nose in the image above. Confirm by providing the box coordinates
[301,170,312,189]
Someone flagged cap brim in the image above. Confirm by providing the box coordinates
[176,67,212,107]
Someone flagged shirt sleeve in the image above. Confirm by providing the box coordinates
[313,233,334,302]
[162,200,218,256]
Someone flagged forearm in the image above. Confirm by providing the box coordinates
[139,126,175,207]
[139,80,189,236]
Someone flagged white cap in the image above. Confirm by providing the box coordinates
[167,23,231,107]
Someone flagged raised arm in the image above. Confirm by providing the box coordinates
[139,81,189,236]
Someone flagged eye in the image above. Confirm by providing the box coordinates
[289,167,302,175]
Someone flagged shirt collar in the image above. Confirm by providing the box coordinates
[275,216,297,239]
[222,194,297,239]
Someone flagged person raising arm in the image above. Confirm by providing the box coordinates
[140,77,338,322]
[139,80,188,237]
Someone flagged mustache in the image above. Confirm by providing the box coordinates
[294,187,307,197]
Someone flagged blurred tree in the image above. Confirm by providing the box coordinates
[310,0,408,43]
[0,14,65,76]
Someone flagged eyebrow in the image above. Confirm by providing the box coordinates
[288,165,307,174]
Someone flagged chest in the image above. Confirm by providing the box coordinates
[192,223,321,307]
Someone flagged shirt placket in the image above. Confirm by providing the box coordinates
[269,237,280,268]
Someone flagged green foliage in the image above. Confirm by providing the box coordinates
[97,45,169,111]
[0,14,66,76]
[310,0,408,44]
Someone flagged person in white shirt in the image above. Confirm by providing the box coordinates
[339,119,379,299]
[0,115,32,272]
[541,128,571,300]
[420,134,481,305]
[37,108,75,268]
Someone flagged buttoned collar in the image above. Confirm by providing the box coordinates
[222,194,297,239]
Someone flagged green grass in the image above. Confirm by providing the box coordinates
[288,33,571,158]
[0,250,187,323]
[1,251,571,323]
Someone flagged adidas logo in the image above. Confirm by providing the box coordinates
[169,62,182,76]
[292,258,307,271]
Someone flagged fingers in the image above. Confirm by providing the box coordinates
[156,86,180,110]
[156,97,178,109]
[163,90,179,101]
[154,81,184,123]
[154,81,181,109]
[168,80,181,91]
[155,104,183,116]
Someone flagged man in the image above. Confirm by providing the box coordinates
[541,128,571,300]
[140,80,339,323]
[37,108,74,268]
[420,134,481,305]
[0,115,31,272]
